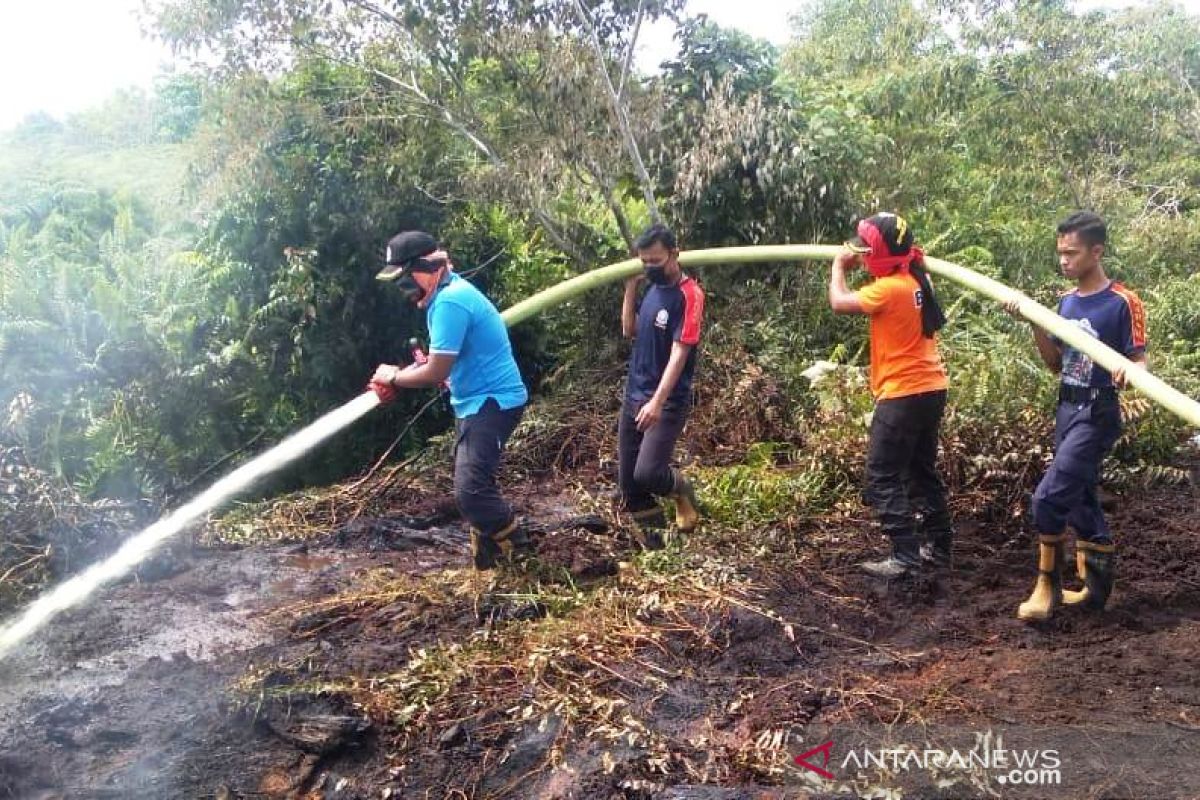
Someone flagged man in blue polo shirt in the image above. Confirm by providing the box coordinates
[618,223,705,549]
[369,230,530,570]
[1006,212,1148,621]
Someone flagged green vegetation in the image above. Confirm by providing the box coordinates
[0,0,1197,520]
[3,5,1198,789]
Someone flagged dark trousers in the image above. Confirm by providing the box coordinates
[453,398,525,536]
[864,390,950,540]
[1032,393,1121,544]
[618,398,689,512]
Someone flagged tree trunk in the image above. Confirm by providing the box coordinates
[572,0,662,224]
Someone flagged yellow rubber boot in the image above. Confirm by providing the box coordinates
[492,519,534,559]
[670,472,701,533]
[1062,540,1116,610]
[1017,534,1065,622]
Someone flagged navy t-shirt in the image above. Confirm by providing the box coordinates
[1054,282,1147,388]
[626,275,705,407]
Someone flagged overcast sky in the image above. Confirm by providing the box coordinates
[0,0,1195,132]
[0,0,166,131]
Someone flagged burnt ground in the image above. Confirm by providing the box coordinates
[1,478,1199,800]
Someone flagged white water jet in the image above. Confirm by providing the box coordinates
[0,391,381,660]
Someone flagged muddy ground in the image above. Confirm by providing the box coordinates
[2,478,1199,800]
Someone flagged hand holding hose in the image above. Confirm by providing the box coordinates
[368,363,404,404]
[833,249,861,270]
[1001,296,1025,318]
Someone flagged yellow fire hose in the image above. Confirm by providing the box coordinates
[502,245,1200,429]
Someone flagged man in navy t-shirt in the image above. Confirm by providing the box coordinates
[370,230,530,571]
[1006,212,1148,621]
[618,223,705,548]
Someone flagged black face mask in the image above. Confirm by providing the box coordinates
[644,264,671,285]
[395,258,448,304]
[396,274,426,304]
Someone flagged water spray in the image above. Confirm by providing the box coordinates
[0,392,380,659]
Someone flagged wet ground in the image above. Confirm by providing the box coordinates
[1,480,1199,799]
[0,541,372,798]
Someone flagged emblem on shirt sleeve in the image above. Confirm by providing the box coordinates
[655,309,670,329]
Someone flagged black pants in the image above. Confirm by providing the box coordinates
[864,390,950,540]
[453,398,525,536]
[617,398,689,512]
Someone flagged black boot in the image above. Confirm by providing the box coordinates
[916,506,953,569]
[861,534,922,578]
[919,537,953,569]
[1063,540,1115,610]
[629,506,667,551]
[920,525,954,570]
[471,519,534,571]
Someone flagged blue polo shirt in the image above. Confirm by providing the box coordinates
[1054,281,1147,388]
[426,273,528,418]
[626,275,705,407]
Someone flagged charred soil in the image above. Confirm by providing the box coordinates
[2,477,1199,799]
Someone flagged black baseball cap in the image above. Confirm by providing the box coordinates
[845,213,913,256]
[376,230,442,281]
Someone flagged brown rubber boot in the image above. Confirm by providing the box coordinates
[493,519,534,558]
[1062,540,1116,610]
[670,472,701,533]
[1017,534,1065,621]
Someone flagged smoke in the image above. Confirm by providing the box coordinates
[0,391,381,660]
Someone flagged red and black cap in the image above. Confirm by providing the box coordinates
[845,212,914,257]
[376,230,445,281]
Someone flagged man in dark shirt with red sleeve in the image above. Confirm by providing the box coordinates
[618,223,705,549]
[1006,211,1148,621]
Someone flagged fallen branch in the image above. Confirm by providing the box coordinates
[0,547,50,585]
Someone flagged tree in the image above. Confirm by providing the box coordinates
[0,185,203,494]
[152,0,685,262]
[655,18,871,245]
[154,73,206,142]
[777,0,1200,282]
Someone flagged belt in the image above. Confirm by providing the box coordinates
[1058,385,1117,404]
